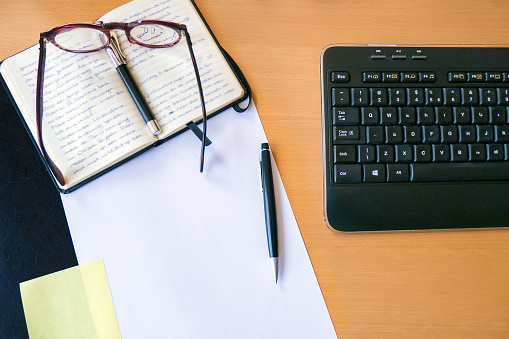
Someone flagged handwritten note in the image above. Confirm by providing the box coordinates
[0,0,244,189]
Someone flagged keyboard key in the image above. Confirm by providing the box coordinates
[407,88,424,106]
[351,88,369,106]
[358,145,376,163]
[399,107,416,124]
[443,88,461,105]
[423,125,440,143]
[419,72,436,82]
[332,88,350,106]
[363,164,386,183]
[441,125,458,143]
[489,106,507,123]
[448,72,466,82]
[333,126,362,143]
[468,72,484,82]
[363,72,381,82]
[461,88,479,105]
[370,88,388,106]
[486,72,502,82]
[469,144,486,161]
[497,88,509,105]
[472,106,489,123]
[377,145,394,163]
[410,162,509,181]
[387,164,409,182]
[331,71,350,83]
[404,125,422,143]
[334,164,362,184]
[435,107,453,124]
[432,144,450,162]
[385,126,403,144]
[425,88,442,105]
[476,125,494,142]
[450,144,468,161]
[487,144,504,161]
[334,145,356,163]
[458,125,476,143]
[395,144,413,162]
[417,107,435,124]
[388,88,406,106]
[495,125,509,142]
[479,88,497,105]
[333,107,360,125]
[380,107,398,124]
[361,107,379,125]
[401,72,419,82]
[414,144,432,162]
[366,126,384,144]
[383,72,400,82]
[453,107,471,124]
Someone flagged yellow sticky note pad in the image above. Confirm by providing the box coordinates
[19,259,121,339]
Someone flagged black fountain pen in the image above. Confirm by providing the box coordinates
[260,143,279,283]
[104,31,161,135]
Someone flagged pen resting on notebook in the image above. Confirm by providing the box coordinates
[104,31,161,135]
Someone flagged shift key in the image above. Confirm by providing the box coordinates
[333,126,362,144]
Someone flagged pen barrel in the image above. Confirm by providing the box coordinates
[261,148,278,258]
[116,64,157,127]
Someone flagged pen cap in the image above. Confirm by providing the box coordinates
[261,142,269,150]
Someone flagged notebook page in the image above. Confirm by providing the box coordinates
[99,0,246,138]
[0,40,155,189]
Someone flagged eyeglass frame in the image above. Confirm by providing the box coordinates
[36,20,207,187]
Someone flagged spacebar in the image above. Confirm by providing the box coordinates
[410,162,509,182]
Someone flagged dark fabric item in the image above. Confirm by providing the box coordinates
[0,79,77,338]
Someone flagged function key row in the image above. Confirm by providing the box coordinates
[331,71,435,83]
[448,72,509,83]
[332,87,509,107]
[331,71,509,83]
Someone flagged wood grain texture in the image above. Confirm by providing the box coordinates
[2,0,509,337]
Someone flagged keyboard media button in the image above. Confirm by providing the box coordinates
[448,72,466,82]
[419,72,436,82]
[363,72,381,82]
[401,72,419,82]
[383,72,400,82]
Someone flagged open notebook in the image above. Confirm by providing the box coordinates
[0,0,248,193]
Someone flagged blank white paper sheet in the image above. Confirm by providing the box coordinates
[61,103,337,339]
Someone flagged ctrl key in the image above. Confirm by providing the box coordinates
[334,164,362,184]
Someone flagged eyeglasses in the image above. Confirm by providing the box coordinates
[36,20,207,186]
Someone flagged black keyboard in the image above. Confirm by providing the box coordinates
[321,45,509,231]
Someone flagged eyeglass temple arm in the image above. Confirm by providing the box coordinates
[182,29,207,173]
[36,37,66,186]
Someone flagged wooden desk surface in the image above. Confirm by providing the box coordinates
[2,0,509,337]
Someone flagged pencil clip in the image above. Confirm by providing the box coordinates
[186,121,212,146]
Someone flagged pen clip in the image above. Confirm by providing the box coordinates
[109,31,127,64]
